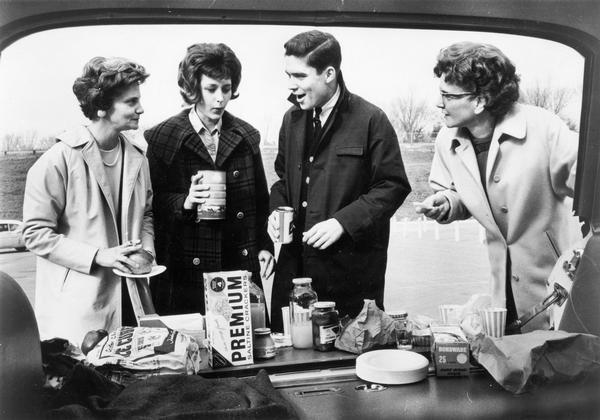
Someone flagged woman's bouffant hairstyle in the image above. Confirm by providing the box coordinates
[178,43,242,104]
[433,42,520,118]
[284,30,342,74]
[72,57,149,120]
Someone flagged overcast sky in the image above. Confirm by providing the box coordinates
[0,24,584,144]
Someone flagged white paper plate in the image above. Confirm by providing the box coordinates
[113,265,166,278]
[356,349,429,385]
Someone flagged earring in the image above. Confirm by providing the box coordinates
[97,110,106,118]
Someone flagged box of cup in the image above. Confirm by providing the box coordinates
[430,325,470,376]
[196,170,226,222]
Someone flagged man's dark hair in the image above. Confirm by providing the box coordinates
[284,30,341,74]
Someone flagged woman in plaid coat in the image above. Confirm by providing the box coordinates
[145,43,274,315]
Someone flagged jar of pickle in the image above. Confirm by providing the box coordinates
[289,278,318,349]
[312,301,340,351]
[253,328,277,359]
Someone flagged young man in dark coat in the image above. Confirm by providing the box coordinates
[145,43,274,315]
[268,30,411,331]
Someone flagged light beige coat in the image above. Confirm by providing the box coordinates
[429,104,582,331]
[22,126,154,346]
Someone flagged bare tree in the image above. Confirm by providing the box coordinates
[387,93,434,143]
[522,82,574,115]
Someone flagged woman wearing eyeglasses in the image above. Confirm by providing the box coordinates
[416,42,582,332]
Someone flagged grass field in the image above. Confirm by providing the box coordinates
[0,153,40,220]
[0,144,434,221]
[1,145,492,322]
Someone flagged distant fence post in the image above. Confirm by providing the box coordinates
[478,225,486,244]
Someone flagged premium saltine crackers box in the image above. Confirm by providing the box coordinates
[203,270,253,367]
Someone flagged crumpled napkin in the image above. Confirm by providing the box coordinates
[334,300,396,354]
[469,330,600,394]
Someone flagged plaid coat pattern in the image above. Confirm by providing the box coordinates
[145,109,271,315]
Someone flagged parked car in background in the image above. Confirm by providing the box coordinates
[0,219,26,251]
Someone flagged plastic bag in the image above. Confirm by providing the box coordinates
[470,330,600,393]
[86,326,200,375]
[334,300,396,354]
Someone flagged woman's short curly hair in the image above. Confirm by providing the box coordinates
[72,57,149,120]
[433,42,520,118]
[178,43,242,105]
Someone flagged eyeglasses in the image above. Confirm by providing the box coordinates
[439,91,476,101]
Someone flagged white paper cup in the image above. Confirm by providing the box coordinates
[439,304,462,325]
[480,307,507,338]
[281,306,291,336]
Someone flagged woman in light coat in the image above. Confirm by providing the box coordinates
[22,57,154,346]
[416,42,582,332]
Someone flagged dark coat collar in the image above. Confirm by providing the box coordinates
[287,72,350,122]
[149,108,247,167]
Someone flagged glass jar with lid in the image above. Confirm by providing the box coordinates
[312,301,340,351]
[389,310,412,350]
[253,328,277,359]
[248,273,266,331]
[289,277,318,349]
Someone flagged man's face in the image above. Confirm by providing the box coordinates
[284,54,331,110]
[437,75,478,128]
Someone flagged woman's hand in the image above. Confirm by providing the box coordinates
[258,250,275,279]
[94,240,143,273]
[413,194,450,222]
[183,172,211,210]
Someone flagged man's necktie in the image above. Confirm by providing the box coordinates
[313,106,322,141]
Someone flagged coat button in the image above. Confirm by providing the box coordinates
[297,164,302,170]
[241,249,248,257]
[512,275,519,282]
[305,177,310,184]
[302,201,308,208]
[493,175,501,183]
[233,170,240,178]
[500,206,508,213]
[309,156,314,163]
[236,211,244,219]
[192,257,201,266]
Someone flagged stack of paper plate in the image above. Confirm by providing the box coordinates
[356,349,429,384]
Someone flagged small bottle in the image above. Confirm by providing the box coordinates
[248,273,266,331]
[253,328,277,359]
[312,301,340,351]
[389,310,413,350]
[289,278,318,349]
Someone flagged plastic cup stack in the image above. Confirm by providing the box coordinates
[438,304,462,325]
[480,307,507,338]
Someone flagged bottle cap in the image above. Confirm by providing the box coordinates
[388,310,409,320]
[314,301,336,309]
[292,277,312,285]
